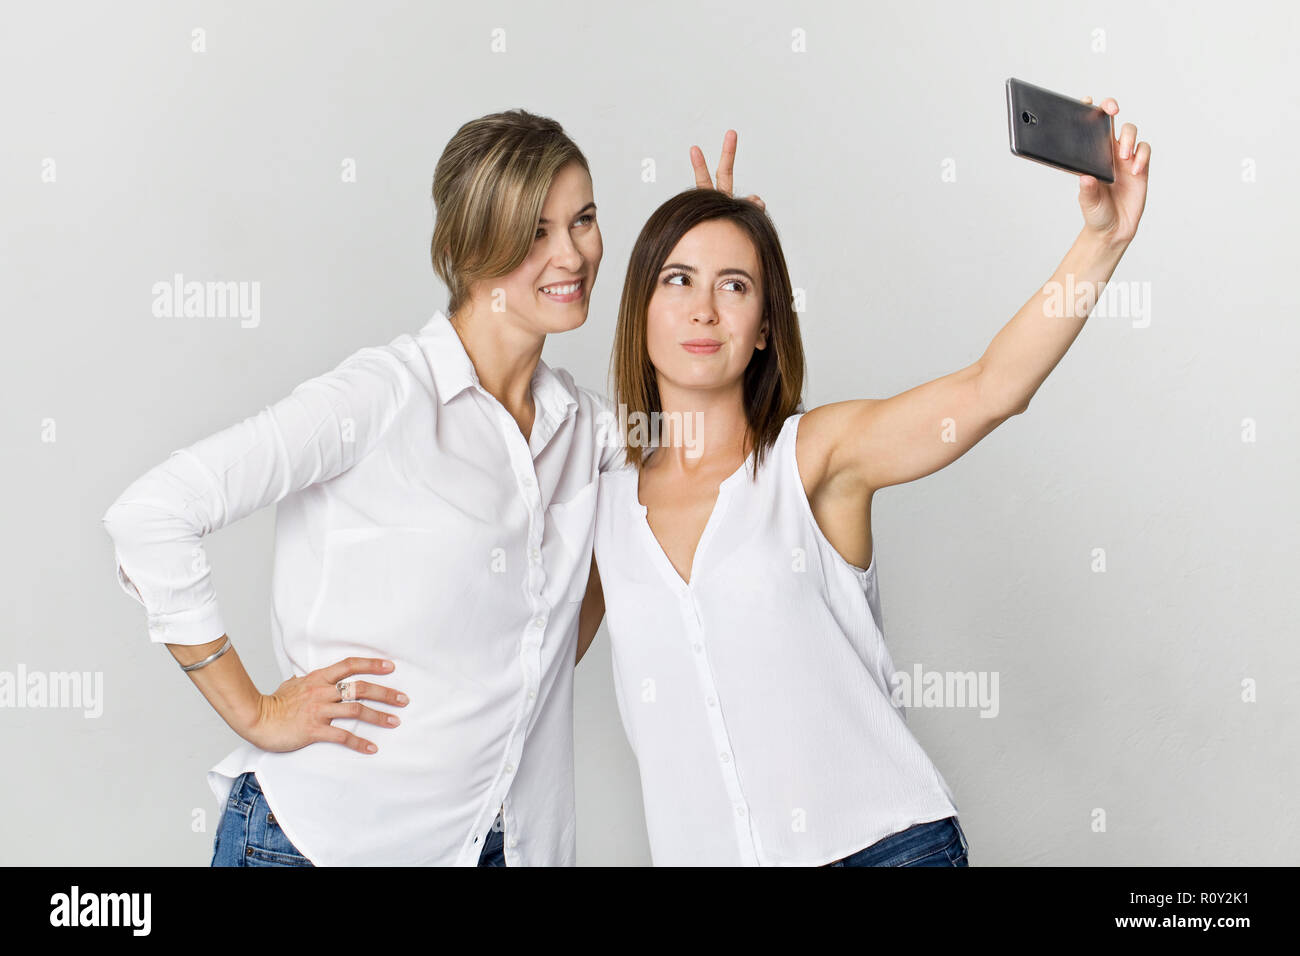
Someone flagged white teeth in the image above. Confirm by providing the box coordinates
[540,281,581,295]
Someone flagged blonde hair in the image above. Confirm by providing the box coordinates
[430,109,590,317]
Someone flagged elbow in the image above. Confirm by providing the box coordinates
[101,497,152,546]
[975,363,1030,420]
[101,500,128,542]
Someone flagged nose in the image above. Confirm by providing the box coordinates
[690,289,719,325]
[548,231,583,273]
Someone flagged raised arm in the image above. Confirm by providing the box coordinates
[101,343,414,753]
[803,94,1149,498]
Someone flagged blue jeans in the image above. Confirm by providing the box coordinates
[210,771,506,866]
[826,816,970,867]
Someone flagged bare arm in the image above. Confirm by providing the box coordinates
[162,634,402,754]
[575,556,604,666]
[166,635,263,735]
[804,93,1149,498]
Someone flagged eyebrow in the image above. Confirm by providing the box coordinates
[659,262,757,284]
[538,202,597,226]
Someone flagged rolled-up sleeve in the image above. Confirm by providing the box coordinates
[101,345,411,645]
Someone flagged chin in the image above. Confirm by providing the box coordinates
[661,367,731,391]
[543,310,589,334]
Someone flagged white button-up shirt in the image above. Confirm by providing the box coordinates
[593,413,958,866]
[101,312,622,865]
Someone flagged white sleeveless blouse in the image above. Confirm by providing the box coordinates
[593,412,958,866]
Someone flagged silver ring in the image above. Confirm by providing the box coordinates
[337,680,356,702]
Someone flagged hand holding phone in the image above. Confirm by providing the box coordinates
[1006,78,1151,245]
[1006,77,1116,182]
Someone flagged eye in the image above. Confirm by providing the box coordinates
[536,213,595,241]
[662,271,748,293]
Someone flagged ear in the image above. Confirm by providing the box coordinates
[755,322,769,350]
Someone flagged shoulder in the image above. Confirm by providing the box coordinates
[299,331,427,410]
[571,377,616,420]
[790,403,866,499]
[565,377,629,472]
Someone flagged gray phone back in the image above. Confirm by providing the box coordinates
[1006,77,1115,183]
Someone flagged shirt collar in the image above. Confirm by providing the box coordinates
[418,311,578,425]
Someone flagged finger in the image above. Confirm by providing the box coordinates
[318,656,394,684]
[690,145,713,189]
[1130,140,1151,176]
[1100,97,1119,115]
[1082,95,1093,104]
[743,194,765,211]
[326,678,407,706]
[323,701,401,728]
[715,130,737,195]
[1117,122,1138,160]
[314,725,378,754]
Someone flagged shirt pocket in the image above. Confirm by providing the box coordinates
[543,480,598,604]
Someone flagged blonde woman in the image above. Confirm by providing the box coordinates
[582,97,1148,865]
[102,110,749,866]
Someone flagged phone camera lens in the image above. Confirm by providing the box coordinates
[1020,110,1038,126]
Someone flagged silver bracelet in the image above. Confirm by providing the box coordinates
[181,636,233,672]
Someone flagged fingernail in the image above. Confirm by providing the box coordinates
[396,693,408,704]
[366,744,377,753]
[387,715,399,726]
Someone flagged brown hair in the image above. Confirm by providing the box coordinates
[610,188,805,476]
[430,109,590,317]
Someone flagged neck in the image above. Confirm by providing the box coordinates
[647,377,750,475]
[448,301,545,416]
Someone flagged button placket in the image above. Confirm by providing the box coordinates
[474,397,547,868]
[681,588,760,865]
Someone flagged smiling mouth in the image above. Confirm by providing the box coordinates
[539,278,584,300]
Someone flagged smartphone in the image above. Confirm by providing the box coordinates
[1006,77,1115,183]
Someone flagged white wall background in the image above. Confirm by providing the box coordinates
[2,0,1296,865]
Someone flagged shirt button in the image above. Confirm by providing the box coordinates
[527,689,537,700]
[706,696,717,707]
[504,763,515,774]
[508,837,519,848]
[532,617,546,629]
[736,806,747,817]
[530,547,541,562]
[720,752,731,763]
[521,475,535,488]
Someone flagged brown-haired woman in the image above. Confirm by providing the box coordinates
[582,97,1149,865]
